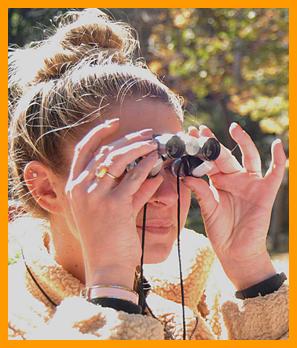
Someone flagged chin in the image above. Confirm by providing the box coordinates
[143,242,174,264]
[136,225,177,264]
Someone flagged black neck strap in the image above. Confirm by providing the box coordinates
[21,248,58,307]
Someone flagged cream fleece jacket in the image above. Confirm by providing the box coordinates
[8,218,289,340]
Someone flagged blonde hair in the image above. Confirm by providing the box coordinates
[8,8,184,218]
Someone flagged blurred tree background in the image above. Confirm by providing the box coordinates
[8,8,289,255]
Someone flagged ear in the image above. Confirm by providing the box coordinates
[23,161,63,215]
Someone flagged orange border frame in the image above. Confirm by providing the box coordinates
[1,1,296,346]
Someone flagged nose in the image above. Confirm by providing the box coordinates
[148,170,178,207]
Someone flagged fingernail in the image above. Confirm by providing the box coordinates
[126,129,152,140]
[106,118,120,124]
[188,126,197,132]
[191,162,214,177]
[140,128,153,135]
[274,138,282,145]
[230,122,238,131]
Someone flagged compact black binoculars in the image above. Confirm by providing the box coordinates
[127,132,221,178]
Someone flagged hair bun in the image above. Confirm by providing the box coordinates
[9,9,138,90]
[59,9,132,52]
[62,19,123,50]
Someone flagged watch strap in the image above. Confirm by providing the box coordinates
[235,272,287,300]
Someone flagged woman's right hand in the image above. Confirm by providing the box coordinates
[65,118,163,288]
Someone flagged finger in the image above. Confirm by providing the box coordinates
[95,141,158,190]
[187,126,199,138]
[210,172,247,193]
[199,125,243,174]
[70,118,119,180]
[133,176,164,214]
[84,128,153,180]
[113,151,160,196]
[183,176,219,219]
[198,124,214,138]
[229,122,262,175]
[264,139,286,197]
[188,126,220,177]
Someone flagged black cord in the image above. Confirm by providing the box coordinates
[138,203,148,309]
[21,249,58,307]
[177,167,186,340]
[140,168,186,338]
[23,190,188,339]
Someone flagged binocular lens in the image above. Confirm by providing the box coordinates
[165,135,186,159]
[201,138,221,161]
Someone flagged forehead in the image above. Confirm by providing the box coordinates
[62,98,183,169]
[102,98,183,144]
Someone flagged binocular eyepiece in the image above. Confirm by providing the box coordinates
[127,132,221,178]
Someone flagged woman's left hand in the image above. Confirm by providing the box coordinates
[183,123,287,290]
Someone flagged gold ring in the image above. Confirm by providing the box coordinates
[95,166,108,179]
[95,166,118,181]
[105,171,119,180]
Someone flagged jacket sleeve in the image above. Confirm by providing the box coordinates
[221,284,288,340]
[9,262,164,340]
[144,230,289,340]
[202,254,289,340]
[11,297,164,340]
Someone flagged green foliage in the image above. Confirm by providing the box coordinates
[148,9,288,137]
[8,8,288,252]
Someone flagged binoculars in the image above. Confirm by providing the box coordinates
[127,132,221,178]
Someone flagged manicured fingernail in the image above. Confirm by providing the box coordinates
[199,125,215,138]
[274,138,282,145]
[126,129,152,140]
[188,126,197,132]
[106,118,120,124]
[230,122,238,131]
[139,128,153,135]
[192,162,214,177]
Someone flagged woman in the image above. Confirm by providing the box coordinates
[8,9,288,340]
